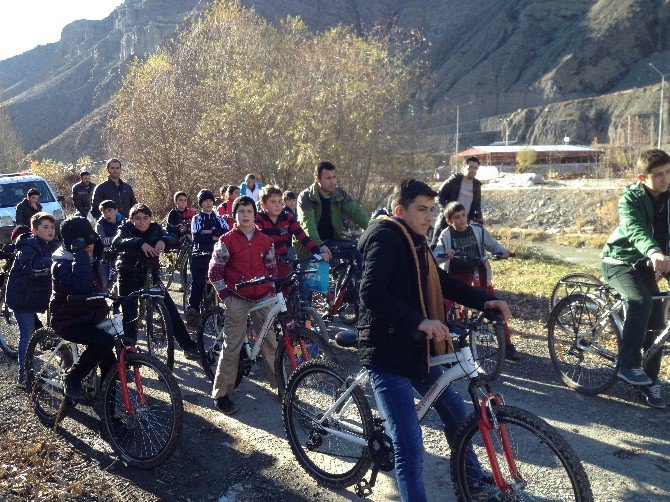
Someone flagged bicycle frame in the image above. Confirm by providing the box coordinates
[33,311,147,415]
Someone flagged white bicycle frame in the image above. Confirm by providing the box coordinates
[310,346,480,447]
[240,292,288,361]
[34,313,124,392]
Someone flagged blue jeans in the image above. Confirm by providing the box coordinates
[15,310,37,382]
[368,365,483,502]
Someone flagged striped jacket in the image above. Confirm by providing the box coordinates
[191,211,229,254]
[256,210,319,260]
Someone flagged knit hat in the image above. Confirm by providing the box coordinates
[197,189,215,207]
[231,196,256,217]
[60,216,98,253]
[10,225,30,243]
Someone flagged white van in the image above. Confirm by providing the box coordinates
[0,172,65,243]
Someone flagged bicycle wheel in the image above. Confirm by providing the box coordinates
[142,298,175,370]
[282,360,373,489]
[274,326,337,396]
[451,404,593,502]
[295,306,329,341]
[197,306,224,381]
[549,273,603,310]
[25,328,73,427]
[181,276,192,313]
[548,293,621,395]
[469,316,505,382]
[100,351,183,470]
[159,251,176,289]
[335,274,359,325]
[0,288,19,357]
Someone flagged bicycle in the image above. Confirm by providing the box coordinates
[24,289,183,469]
[439,252,508,380]
[160,233,192,292]
[549,272,604,310]
[196,270,336,395]
[547,282,670,396]
[282,311,593,501]
[309,241,360,325]
[0,249,19,356]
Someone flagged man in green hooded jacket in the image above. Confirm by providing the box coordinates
[297,162,369,269]
[601,148,670,409]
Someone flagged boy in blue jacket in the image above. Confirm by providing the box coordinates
[95,199,123,290]
[7,213,58,388]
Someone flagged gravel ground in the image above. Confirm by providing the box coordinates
[1,286,669,501]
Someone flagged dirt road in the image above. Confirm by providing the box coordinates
[1,287,669,501]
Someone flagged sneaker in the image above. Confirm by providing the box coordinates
[16,378,26,391]
[468,475,499,501]
[185,308,199,326]
[183,346,200,361]
[214,396,238,415]
[617,367,653,386]
[640,384,666,409]
[505,344,522,362]
[64,374,86,400]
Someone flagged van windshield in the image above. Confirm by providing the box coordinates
[0,180,56,208]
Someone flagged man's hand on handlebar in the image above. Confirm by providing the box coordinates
[650,252,670,274]
[319,245,332,262]
[141,243,160,257]
[483,300,511,322]
[417,319,451,342]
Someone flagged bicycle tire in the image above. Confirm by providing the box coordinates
[549,273,603,310]
[282,360,373,489]
[25,328,72,427]
[159,252,176,289]
[469,316,506,383]
[197,306,225,381]
[100,351,183,470]
[274,326,337,397]
[335,274,359,325]
[451,404,593,502]
[143,298,175,371]
[295,306,329,341]
[0,286,19,357]
[548,293,621,395]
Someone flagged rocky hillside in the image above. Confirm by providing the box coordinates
[1,0,670,162]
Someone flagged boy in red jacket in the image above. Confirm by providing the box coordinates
[208,196,277,415]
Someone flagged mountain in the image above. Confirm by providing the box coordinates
[1,0,670,163]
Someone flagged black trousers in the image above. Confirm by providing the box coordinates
[118,271,197,351]
[188,253,210,311]
[62,322,115,382]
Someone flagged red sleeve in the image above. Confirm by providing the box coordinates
[288,214,318,253]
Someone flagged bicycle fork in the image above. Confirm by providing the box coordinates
[117,346,146,414]
[469,384,523,494]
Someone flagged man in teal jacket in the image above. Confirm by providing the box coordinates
[297,162,369,269]
[601,149,670,409]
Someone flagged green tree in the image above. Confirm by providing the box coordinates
[516,147,537,172]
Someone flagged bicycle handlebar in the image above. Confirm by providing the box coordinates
[411,309,503,345]
[67,287,164,303]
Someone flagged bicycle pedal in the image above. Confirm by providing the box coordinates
[354,479,373,498]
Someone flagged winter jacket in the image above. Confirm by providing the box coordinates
[6,234,57,313]
[208,225,277,301]
[437,173,483,222]
[357,217,493,380]
[91,178,137,219]
[191,211,229,254]
[602,182,670,267]
[14,198,42,227]
[50,246,108,336]
[112,221,178,278]
[166,207,196,237]
[71,181,96,216]
[297,183,369,256]
[433,223,506,285]
[96,217,122,263]
[216,198,236,228]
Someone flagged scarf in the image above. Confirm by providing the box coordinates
[381,216,454,358]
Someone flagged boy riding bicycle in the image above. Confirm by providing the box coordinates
[601,149,670,409]
[208,196,278,415]
[434,201,520,361]
[357,179,511,502]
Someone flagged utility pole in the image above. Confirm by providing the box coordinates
[649,63,667,149]
[445,98,472,156]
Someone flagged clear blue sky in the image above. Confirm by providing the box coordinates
[0,1,122,61]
